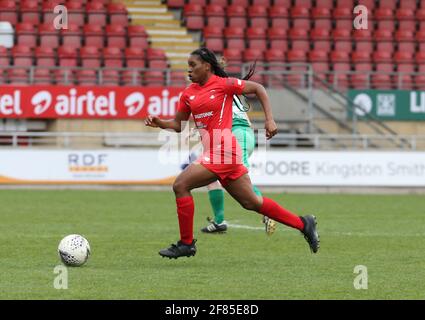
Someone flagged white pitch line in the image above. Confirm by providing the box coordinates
[227,223,265,231]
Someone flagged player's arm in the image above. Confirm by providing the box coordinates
[242,81,277,139]
[144,110,191,133]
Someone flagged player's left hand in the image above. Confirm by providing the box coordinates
[265,119,277,140]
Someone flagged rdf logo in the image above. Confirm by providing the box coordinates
[353,93,372,116]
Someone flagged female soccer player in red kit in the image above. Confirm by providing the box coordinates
[145,48,319,258]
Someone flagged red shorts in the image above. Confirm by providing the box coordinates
[200,161,248,186]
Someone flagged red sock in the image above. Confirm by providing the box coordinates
[176,196,194,245]
[260,197,304,231]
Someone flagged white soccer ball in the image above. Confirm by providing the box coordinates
[58,234,91,267]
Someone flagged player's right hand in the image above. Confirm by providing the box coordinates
[144,115,159,127]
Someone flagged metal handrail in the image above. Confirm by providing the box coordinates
[0,131,424,150]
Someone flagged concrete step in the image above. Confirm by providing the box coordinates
[150,35,194,43]
[151,42,200,51]
[126,5,168,14]
[122,0,163,5]
[146,27,187,36]
[129,12,175,20]
[132,19,182,27]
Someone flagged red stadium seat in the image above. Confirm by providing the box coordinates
[66,1,85,27]
[223,48,242,74]
[169,70,188,87]
[379,0,397,10]
[0,46,10,67]
[289,29,309,51]
[184,4,205,30]
[243,48,264,62]
[311,28,331,52]
[106,24,127,48]
[108,3,129,27]
[12,45,33,67]
[205,4,226,29]
[332,29,352,53]
[312,7,331,19]
[331,50,350,63]
[252,0,271,5]
[398,20,417,32]
[400,0,418,9]
[20,0,41,24]
[58,46,78,67]
[80,46,101,68]
[330,60,351,89]
[148,59,168,69]
[83,24,105,49]
[125,47,145,68]
[87,1,107,27]
[397,8,415,21]
[394,51,414,65]
[39,23,59,48]
[396,63,415,90]
[76,70,98,86]
[373,51,393,64]
[274,0,291,5]
[15,23,38,48]
[188,0,207,5]
[127,25,148,49]
[61,24,83,49]
[333,7,352,20]
[166,0,186,9]
[143,70,165,86]
[357,0,375,10]
[268,27,288,51]
[246,27,267,51]
[35,47,56,67]
[42,0,62,25]
[231,0,249,6]
[33,68,53,84]
[352,50,371,63]
[226,5,247,29]
[103,47,124,68]
[269,5,289,29]
[0,0,18,24]
[248,5,269,29]
[392,29,412,42]
[374,8,393,20]
[265,48,285,62]
[146,48,167,61]
[294,0,312,9]
[224,27,245,50]
[203,26,225,53]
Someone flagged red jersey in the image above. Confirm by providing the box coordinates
[178,75,245,165]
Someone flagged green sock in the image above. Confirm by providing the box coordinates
[253,186,262,197]
[208,189,225,224]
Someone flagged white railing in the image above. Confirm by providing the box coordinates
[0,131,424,150]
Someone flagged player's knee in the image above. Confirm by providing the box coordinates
[240,198,261,211]
[172,180,186,195]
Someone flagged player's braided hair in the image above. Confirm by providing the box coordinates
[191,47,256,112]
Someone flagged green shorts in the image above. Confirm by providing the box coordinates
[232,125,255,169]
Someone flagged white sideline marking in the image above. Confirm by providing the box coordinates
[227,223,264,231]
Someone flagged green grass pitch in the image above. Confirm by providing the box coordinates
[1,189,424,299]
